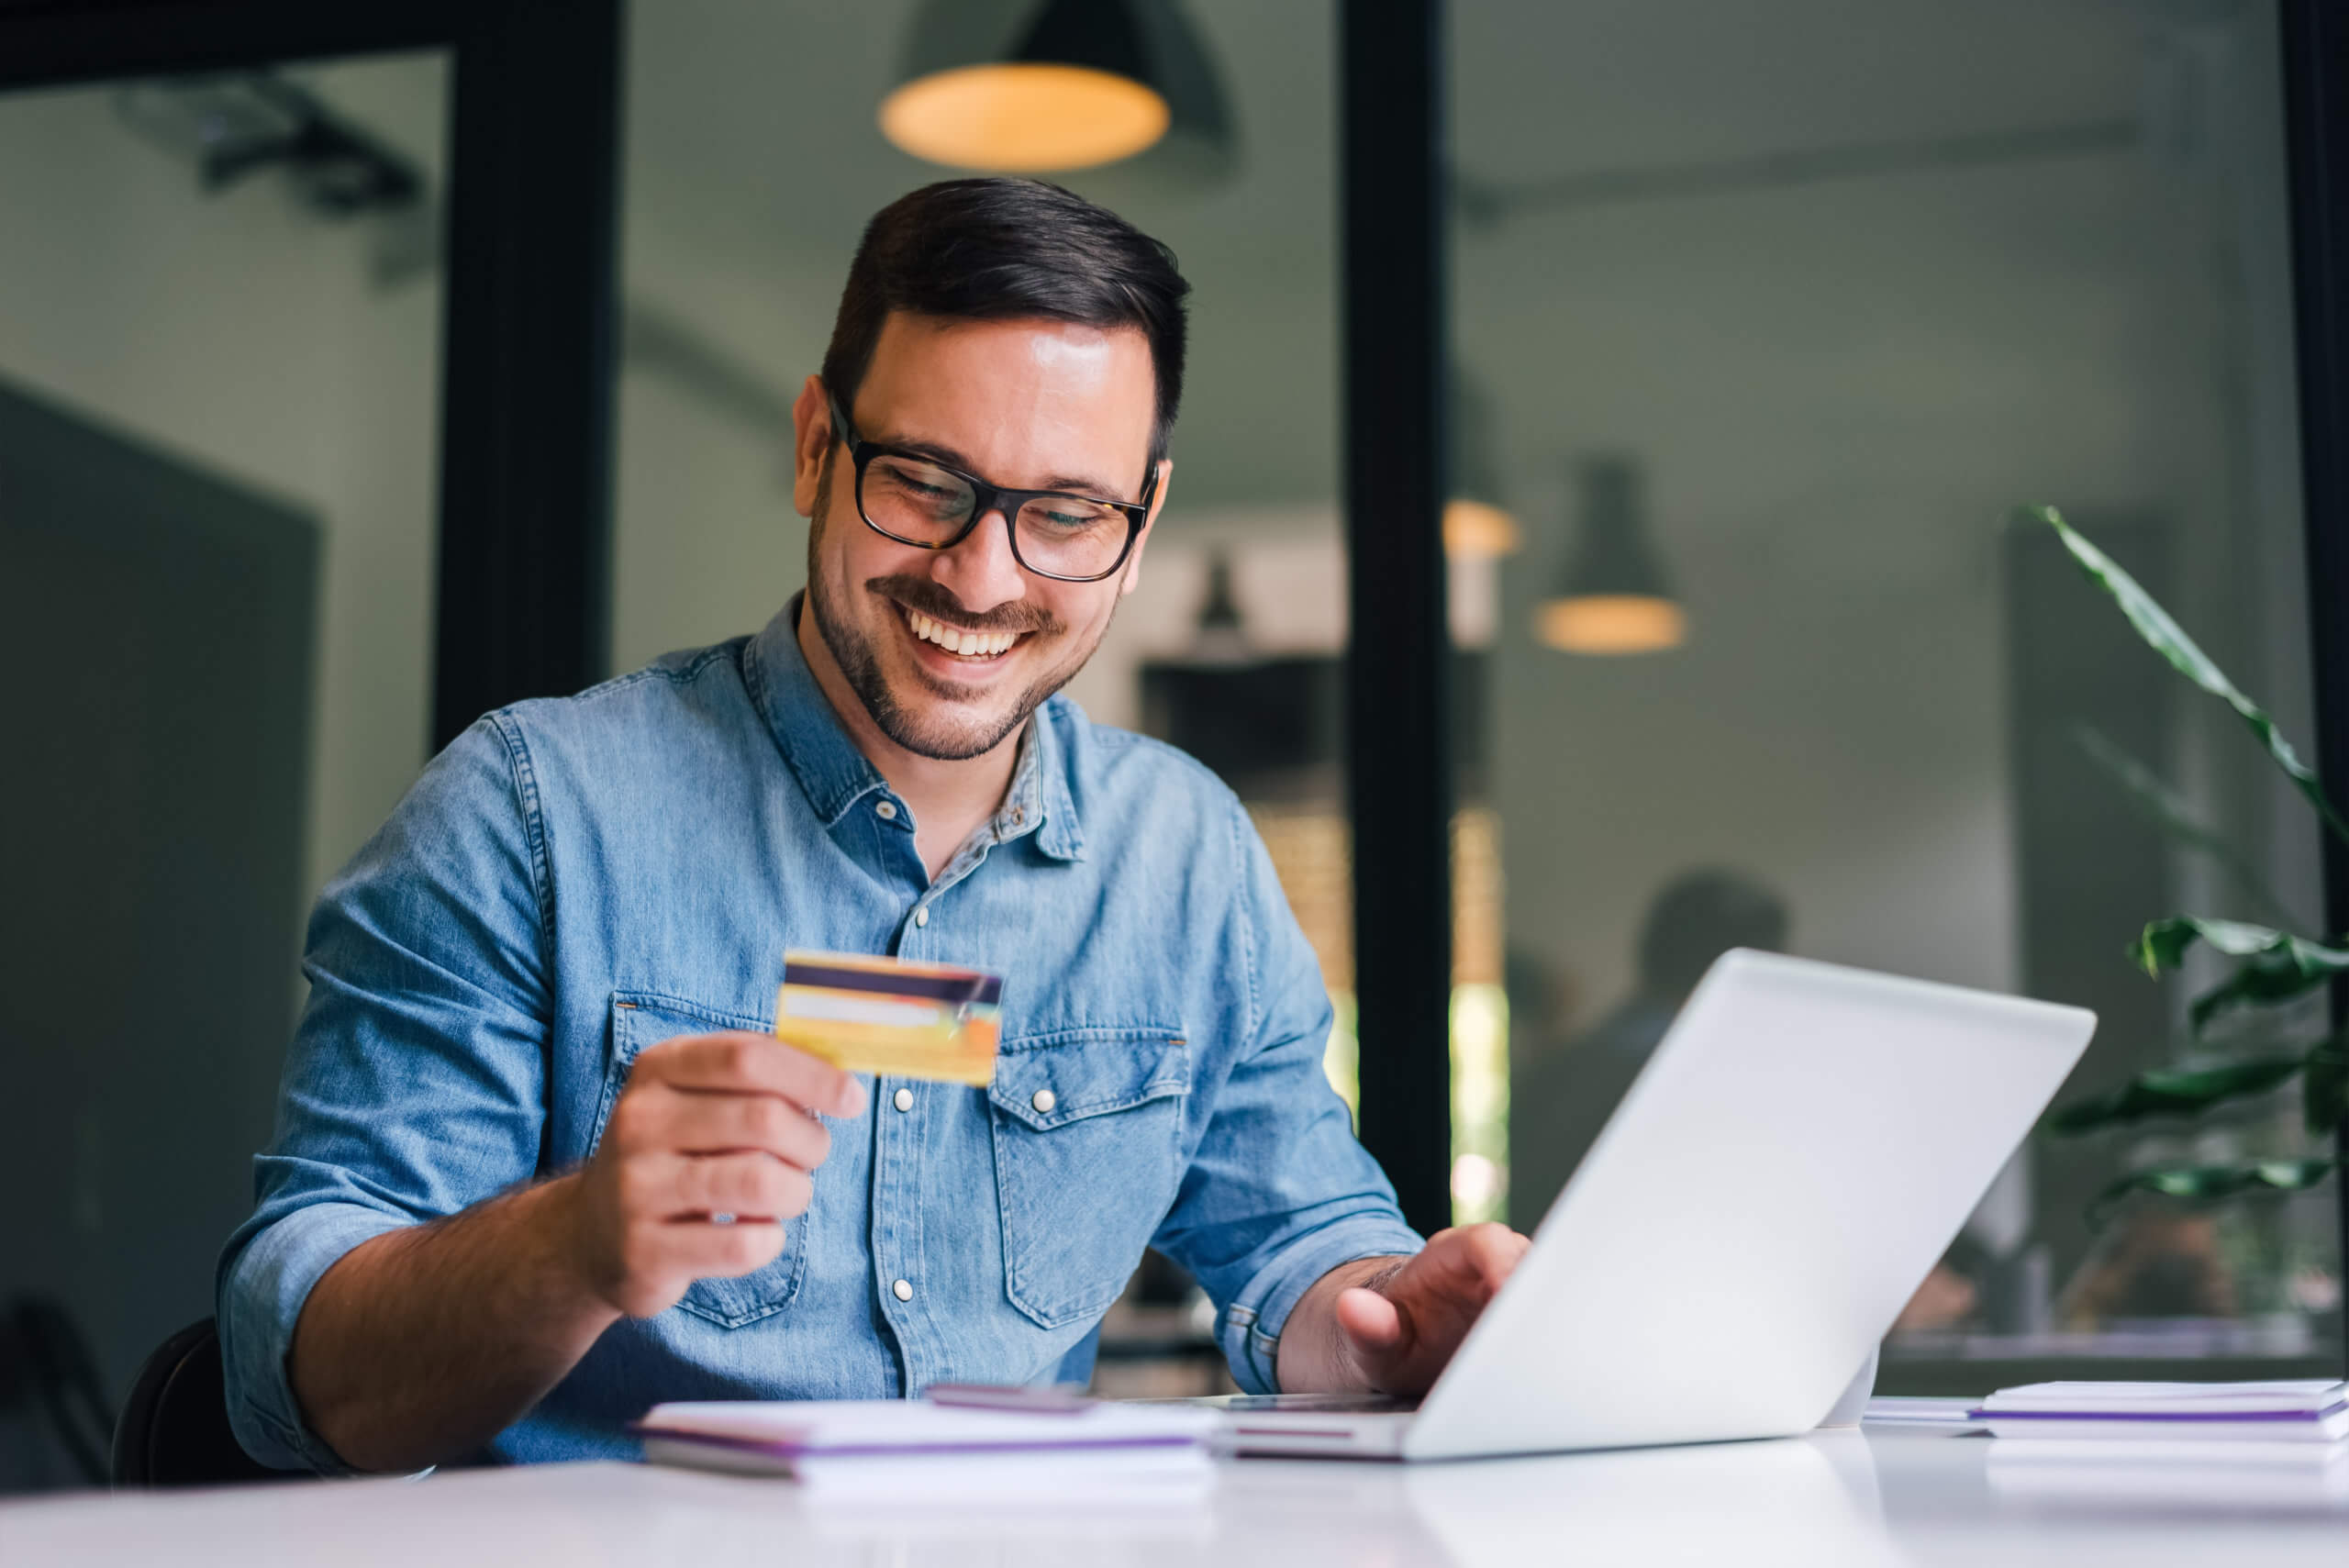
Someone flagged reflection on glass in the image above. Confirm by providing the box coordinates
[1454,0,2337,1371]
[0,53,447,1438]
[1510,870,1789,1228]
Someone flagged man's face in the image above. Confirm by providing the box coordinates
[794,312,1167,762]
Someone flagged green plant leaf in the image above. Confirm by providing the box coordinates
[2132,917,2349,1030]
[2073,726,2295,924]
[2046,1053,2310,1135]
[2134,915,2299,973]
[2027,506,2349,849]
[2087,1157,2339,1226]
[2307,1039,2349,1138]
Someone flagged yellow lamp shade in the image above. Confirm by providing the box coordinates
[880,62,1170,172]
[1538,594,1686,655]
[1442,498,1521,560]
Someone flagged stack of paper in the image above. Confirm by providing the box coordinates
[1976,1381,2349,1442]
[634,1399,1219,1496]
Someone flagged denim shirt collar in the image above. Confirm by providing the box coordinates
[746,597,1084,862]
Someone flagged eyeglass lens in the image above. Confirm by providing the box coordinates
[861,453,1130,579]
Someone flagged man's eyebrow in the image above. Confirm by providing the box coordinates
[1039,471,1128,498]
[870,429,1130,501]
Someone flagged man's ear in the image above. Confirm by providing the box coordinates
[791,375,834,519]
[1120,458,1173,597]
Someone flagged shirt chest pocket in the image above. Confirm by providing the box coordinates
[591,993,809,1329]
[988,1027,1192,1329]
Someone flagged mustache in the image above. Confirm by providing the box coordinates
[868,575,1062,636]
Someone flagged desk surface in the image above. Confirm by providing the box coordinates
[5,1427,2346,1566]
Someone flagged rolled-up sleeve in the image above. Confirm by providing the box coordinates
[217,717,553,1471]
[1152,798,1425,1394]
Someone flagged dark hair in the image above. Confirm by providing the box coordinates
[820,178,1190,474]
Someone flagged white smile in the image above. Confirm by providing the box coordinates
[903,606,1020,659]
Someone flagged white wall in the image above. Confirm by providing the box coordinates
[609,361,803,671]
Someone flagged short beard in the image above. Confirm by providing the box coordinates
[806,467,1107,762]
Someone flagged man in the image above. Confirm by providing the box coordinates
[220,179,1526,1473]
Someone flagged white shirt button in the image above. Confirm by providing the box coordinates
[1030,1088,1057,1115]
[874,800,897,820]
[914,906,929,928]
[892,1278,914,1302]
[893,1086,914,1113]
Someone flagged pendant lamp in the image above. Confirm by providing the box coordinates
[1188,550,1252,664]
[882,0,1232,179]
[1443,366,1520,560]
[1537,456,1685,655]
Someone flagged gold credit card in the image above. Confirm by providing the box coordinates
[773,950,1003,1087]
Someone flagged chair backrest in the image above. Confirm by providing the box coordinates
[111,1318,296,1487]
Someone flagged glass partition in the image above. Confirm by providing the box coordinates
[1451,0,2338,1375]
[0,52,447,1474]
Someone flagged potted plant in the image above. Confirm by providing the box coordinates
[2025,506,2344,1256]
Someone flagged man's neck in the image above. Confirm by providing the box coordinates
[796,599,1022,881]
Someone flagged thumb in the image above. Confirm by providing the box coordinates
[1333,1284,1407,1358]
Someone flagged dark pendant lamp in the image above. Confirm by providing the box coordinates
[1443,365,1520,560]
[1538,456,1686,654]
[882,0,1233,179]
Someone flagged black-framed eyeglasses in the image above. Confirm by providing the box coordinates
[825,391,1155,584]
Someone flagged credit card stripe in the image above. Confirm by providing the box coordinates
[783,962,991,1003]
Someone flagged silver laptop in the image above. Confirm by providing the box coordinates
[1213,950,2094,1461]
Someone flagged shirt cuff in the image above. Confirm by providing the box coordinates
[1217,1217,1425,1394]
[217,1201,417,1474]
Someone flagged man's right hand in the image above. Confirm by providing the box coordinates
[554,1030,867,1318]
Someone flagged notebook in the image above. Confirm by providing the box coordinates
[634,1398,1219,1485]
[1976,1381,2349,1442]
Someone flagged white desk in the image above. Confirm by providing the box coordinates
[4,1427,2345,1566]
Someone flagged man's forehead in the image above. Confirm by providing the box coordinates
[863,311,1150,391]
[856,312,1157,484]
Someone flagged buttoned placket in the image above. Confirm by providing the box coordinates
[864,732,1049,1391]
[852,784,930,1388]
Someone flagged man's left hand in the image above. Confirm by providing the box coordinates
[1279,1224,1531,1396]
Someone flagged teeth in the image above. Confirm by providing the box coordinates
[907,608,1016,658]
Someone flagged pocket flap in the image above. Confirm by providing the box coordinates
[616,991,770,1056]
[594,992,768,1158]
[988,1028,1191,1130]
[596,990,807,1329]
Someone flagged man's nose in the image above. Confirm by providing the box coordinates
[932,506,1029,612]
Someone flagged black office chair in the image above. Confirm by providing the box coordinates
[111,1318,299,1487]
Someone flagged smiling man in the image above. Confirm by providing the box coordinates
[218,179,1525,1473]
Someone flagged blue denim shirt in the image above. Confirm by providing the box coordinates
[218,602,1420,1469]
